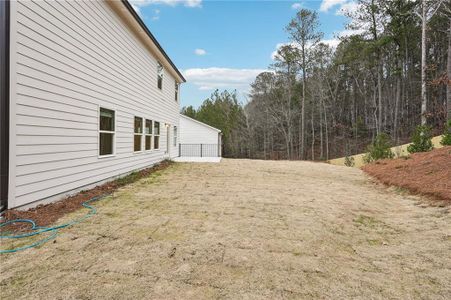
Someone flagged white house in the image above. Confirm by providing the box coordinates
[178,114,222,158]
[0,0,186,209]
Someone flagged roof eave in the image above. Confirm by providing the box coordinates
[180,114,222,133]
[121,0,186,83]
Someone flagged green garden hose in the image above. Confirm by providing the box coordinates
[0,193,111,254]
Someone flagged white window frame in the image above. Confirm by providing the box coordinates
[154,121,160,150]
[134,116,143,153]
[145,119,153,151]
[173,126,177,147]
[157,62,163,90]
[175,82,179,102]
[98,106,115,158]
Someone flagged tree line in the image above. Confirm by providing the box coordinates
[182,0,450,160]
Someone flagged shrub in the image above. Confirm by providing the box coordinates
[363,133,394,163]
[407,125,433,153]
[441,119,451,146]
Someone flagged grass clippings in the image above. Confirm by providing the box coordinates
[362,146,451,202]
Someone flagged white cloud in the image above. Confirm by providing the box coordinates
[336,1,359,16]
[194,48,207,56]
[320,0,360,15]
[291,3,302,10]
[183,68,267,91]
[131,0,202,8]
[184,0,202,8]
[321,29,364,48]
[271,40,338,60]
[270,28,364,59]
[319,0,347,12]
[336,28,364,38]
[321,39,340,48]
[271,42,298,60]
[152,9,160,20]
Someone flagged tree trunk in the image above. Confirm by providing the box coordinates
[394,59,402,143]
[373,88,378,135]
[447,18,451,120]
[421,0,427,125]
[322,99,329,160]
[299,42,307,160]
[319,97,323,159]
[377,61,383,133]
[311,102,315,160]
[301,70,306,160]
[370,0,383,134]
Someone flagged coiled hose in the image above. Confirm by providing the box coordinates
[0,193,110,254]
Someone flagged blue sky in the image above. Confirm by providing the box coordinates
[130,0,358,108]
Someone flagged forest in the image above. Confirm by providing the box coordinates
[182,0,450,160]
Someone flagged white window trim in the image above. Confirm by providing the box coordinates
[98,106,116,159]
[157,62,164,90]
[145,119,153,151]
[134,116,143,153]
[154,121,161,150]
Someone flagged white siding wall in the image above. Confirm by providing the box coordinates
[179,116,220,144]
[9,0,180,208]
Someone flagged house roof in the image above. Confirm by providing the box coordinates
[121,0,186,83]
[180,114,222,133]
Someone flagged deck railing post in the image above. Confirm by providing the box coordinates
[200,144,203,157]
[178,143,181,157]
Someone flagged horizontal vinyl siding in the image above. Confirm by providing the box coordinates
[10,0,180,208]
[179,117,220,145]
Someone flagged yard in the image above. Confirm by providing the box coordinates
[1,159,450,299]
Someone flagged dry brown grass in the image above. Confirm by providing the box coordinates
[1,159,450,299]
[1,160,172,232]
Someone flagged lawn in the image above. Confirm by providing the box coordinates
[1,160,450,299]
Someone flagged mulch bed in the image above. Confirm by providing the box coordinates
[362,146,451,202]
[1,160,173,233]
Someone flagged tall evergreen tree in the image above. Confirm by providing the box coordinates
[286,9,322,159]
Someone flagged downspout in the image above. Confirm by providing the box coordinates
[0,0,10,211]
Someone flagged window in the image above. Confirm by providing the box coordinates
[173,126,177,146]
[99,108,115,156]
[134,117,143,152]
[175,82,179,101]
[157,62,163,90]
[154,121,160,149]
[145,119,152,150]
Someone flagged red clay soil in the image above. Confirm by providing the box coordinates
[0,160,172,233]
[362,146,451,202]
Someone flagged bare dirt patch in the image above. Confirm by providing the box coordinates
[1,159,450,299]
[362,146,451,202]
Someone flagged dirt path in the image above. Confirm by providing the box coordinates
[1,159,450,299]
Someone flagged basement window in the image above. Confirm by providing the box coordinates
[157,62,163,90]
[145,119,153,151]
[99,108,115,156]
[134,117,143,152]
[154,121,160,150]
